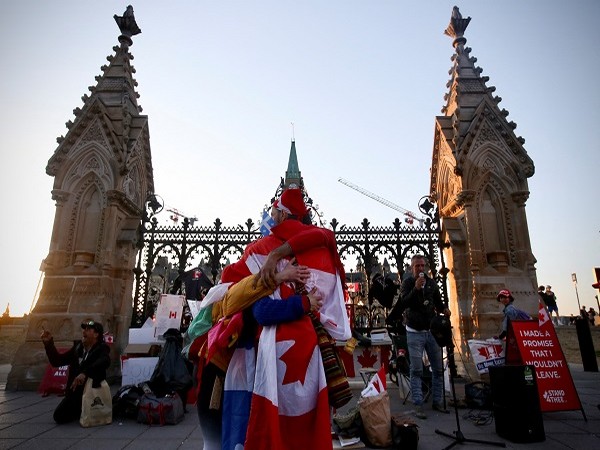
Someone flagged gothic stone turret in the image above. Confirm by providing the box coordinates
[7,6,154,390]
[430,7,537,378]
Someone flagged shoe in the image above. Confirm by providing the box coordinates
[433,403,450,414]
[414,405,427,419]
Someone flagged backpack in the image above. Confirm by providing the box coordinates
[514,308,532,320]
[112,384,145,420]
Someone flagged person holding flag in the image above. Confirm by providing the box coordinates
[190,188,350,450]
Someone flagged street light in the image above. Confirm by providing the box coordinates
[572,273,582,312]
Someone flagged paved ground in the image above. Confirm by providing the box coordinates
[1,363,599,449]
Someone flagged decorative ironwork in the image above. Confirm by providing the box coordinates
[131,195,448,330]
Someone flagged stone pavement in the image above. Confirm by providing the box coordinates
[0,363,599,449]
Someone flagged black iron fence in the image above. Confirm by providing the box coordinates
[131,207,448,330]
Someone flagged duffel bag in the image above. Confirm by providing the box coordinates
[137,393,184,426]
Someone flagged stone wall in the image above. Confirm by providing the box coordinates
[0,319,29,364]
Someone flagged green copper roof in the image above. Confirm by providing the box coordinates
[285,140,301,181]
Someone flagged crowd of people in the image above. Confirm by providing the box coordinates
[579,305,598,326]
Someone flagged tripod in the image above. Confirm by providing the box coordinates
[435,341,506,449]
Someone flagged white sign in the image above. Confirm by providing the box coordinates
[468,339,505,374]
[187,299,201,319]
[121,357,159,386]
[154,294,184,337]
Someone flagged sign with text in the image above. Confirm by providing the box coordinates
[38,362,69,396]
[121,356,159,386]
[506,316,582,413]
[468,339,505,374]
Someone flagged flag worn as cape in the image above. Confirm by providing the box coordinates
[222,220,346,450]
[244,319,332,450]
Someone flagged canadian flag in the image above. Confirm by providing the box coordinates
[538,299,551,329]
[361,365,387,397]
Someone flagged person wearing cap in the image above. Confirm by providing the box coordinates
[193,188,350,450]
[41,320,111,424]
[496,289,525,340]
[259,187,346,289]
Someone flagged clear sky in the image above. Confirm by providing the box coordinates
[0,1,598,318]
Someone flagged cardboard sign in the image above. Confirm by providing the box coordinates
[121,356,159,386]
[506,310,582,413]
[154,294,184,337]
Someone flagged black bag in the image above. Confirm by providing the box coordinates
[465,381,492,410]
[112,384,145,420]
[430,315,452,347]
[391,415,419,450]
[149,328,193,402]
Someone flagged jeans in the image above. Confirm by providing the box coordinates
[406,330,444,406]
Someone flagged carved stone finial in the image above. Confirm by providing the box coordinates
[114,5,141,39]
[444,6,471,45]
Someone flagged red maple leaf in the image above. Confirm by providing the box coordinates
[357,348,378,368]
[279,339,310,385]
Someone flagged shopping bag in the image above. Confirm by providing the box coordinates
[80,378,112,427]
[358,390,392,447]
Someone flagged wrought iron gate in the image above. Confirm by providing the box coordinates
[131,197,448,329]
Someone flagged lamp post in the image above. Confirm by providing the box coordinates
[572,273,581,313]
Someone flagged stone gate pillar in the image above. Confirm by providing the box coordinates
[430,8,538,378]
[7,7,153,390]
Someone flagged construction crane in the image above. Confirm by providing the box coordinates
[166,207,197,226]
[338,177,424,226]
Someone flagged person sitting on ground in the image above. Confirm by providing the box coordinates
[41,320,111,424]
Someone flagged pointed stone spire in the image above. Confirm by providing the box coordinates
[48,5,146,176]
[285,139,302,187]
[439,6,531,178]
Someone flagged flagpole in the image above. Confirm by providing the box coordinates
[571,273,581,312]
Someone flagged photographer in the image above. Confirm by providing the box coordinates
[391,254,450,419]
